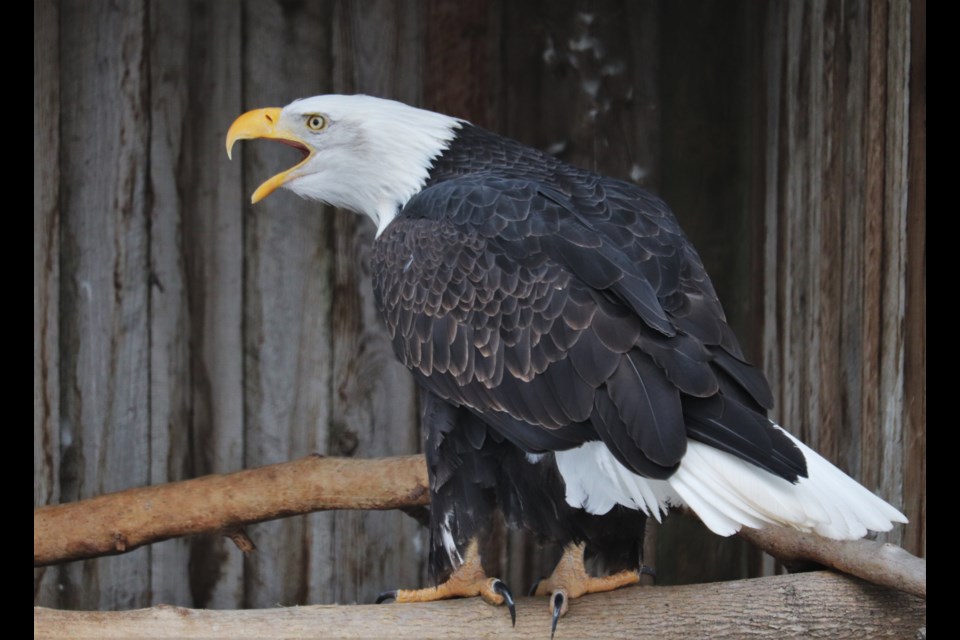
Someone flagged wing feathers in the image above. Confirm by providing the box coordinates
[377,173,904,544]
[606,352,686,467]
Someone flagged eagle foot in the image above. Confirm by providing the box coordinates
[375,539,516,626]
[533,542,642,637]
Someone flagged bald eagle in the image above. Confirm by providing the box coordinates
[226,95,907,629]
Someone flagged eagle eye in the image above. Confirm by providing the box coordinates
[306,114,327,131]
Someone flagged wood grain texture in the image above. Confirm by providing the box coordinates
[56,0,151,610]
[34,572,926,639]
[903,0,926,559]
[241,0,335,608]
[34,451,924,601]
[33,0,61,605]
[147,0,246,608]
[328,0,426,605]
[837,0,870,478]
[145,0,193,609]
[878,0,911,550]
[761,0,922,554]
[34,455,430,566]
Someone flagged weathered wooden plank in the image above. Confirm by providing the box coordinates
[860,0,888,499]
[34,0,61,606]
[758,0,789,579]
[146,0,198,609]
[761,0,920,556]
[57,0,151,610]
[903,0,925,559]
[240,0,335,608]
[148,0,246,608]
[761,0,786,445]
[776,0,811,452]
[815,0,844,469]
[328,0,426,605]
[877,0,911,549]
[838,0,870,477]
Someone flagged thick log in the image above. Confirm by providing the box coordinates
[33,571,925,639]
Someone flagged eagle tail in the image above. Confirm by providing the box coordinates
[557,423,907,540]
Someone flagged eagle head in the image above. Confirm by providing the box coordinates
[226,94,460,234]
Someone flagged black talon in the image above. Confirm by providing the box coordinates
[640,565,657,583]
[550,592,564,640]
[528,576,544,597]
[492,579,516,627]
[375,590,397,604]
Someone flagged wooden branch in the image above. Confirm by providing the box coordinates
[34,454,925,601]
[33,455,429,566]
[33,571,925,639]
[737,524,926,598]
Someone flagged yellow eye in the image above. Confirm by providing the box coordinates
[306,114,327,131]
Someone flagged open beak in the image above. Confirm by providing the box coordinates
[226,108,313,203]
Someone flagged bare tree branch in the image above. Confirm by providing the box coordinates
[738,525,926,598]
[34,454,925,600]
[33,455,429,566]
[33,571,925,639]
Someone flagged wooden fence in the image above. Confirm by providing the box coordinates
[34,0,924,611]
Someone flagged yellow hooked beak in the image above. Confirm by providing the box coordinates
[225,108,313,203]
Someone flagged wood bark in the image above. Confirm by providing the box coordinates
[760,0,922,558]
[57,0,152,610]
[33,0,61,605]
[34,455,429,567]
[33,571,925,639]
[738,524,925,598]
[34,454,924,601]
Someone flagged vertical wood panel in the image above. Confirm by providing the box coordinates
[860,0,886,499]
[241,0,334,608]
[903,0,926,559]
[57,0,152,610]
[838,0,870,476]
[761,0,919,555]
[877,0,911,548]
[145,0,192,607]
[33,0,61,605]
[148,0,246,607]
[815,0,844,468]
[328,0,425,605]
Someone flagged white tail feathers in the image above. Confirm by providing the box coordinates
[555,423,908,540]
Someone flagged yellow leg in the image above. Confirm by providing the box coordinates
[534,542,641,634]
[378,539,516,625]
